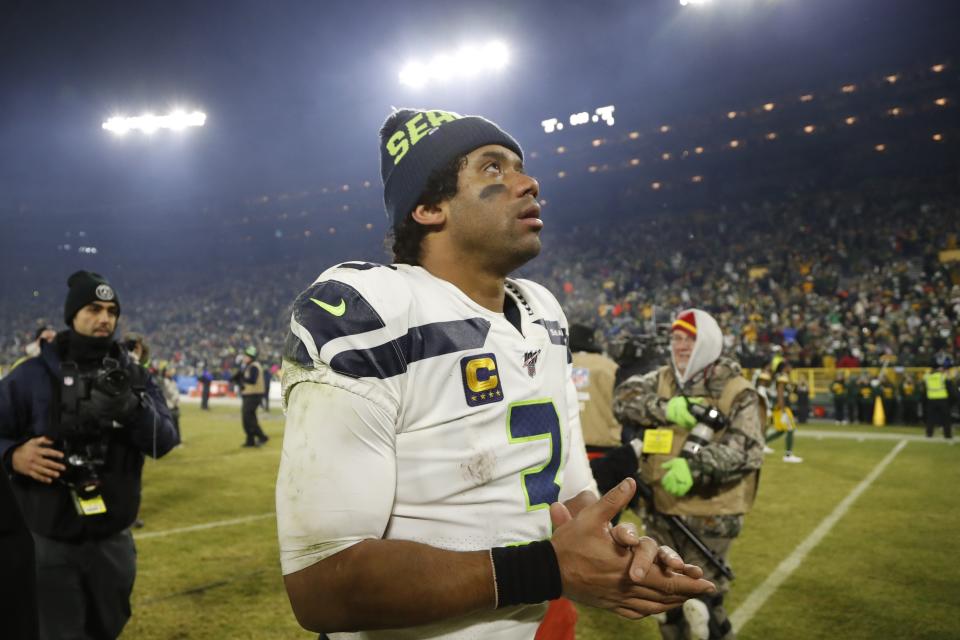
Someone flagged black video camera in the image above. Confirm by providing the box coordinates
[59,357,143,498]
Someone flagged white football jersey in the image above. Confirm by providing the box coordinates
[276,263,596,640]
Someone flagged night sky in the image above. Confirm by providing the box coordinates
[1,0,957,215]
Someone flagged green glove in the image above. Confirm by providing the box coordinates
[665,396,697,429]
[661,458,694,497]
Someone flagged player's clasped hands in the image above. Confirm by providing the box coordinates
[549,477,715,619]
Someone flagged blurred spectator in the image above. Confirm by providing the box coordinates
[899,373,921,424]
[161,366,181,441]
[795,378,810,424]
[234,346,268,448]
[198,363,213,410]
[8,326,57,373]
[830,372,849,424]
[922,362,955,439]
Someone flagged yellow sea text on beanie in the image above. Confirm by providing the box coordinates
[385,110,461,165]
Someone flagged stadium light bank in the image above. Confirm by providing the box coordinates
[398,41,509,89]
[102,109,207,135]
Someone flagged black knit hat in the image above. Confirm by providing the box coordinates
[64,270,120,326]
[379,108,523,228]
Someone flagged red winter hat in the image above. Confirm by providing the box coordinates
[671,310,697,338]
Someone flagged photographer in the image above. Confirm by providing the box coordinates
[0,271,179,640]
[613,309,765,640]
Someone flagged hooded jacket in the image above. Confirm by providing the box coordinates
[0,334,178,541]
[614,309,764,516]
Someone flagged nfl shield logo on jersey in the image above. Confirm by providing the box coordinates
[461,353,504,407]
[522,350,541,378]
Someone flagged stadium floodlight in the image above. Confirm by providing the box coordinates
[102,109,206,135]
[398,40,509,89]
[679,0,712,6]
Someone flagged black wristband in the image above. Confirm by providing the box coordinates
[490,540,563,608]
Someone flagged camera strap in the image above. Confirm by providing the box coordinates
[58,361,111,515]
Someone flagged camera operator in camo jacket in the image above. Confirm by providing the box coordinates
[613,309,765,640]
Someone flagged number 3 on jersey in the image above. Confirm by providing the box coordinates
[506,399,563,510]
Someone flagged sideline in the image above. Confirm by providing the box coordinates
[134,512,275,540]
[730,439,909,632]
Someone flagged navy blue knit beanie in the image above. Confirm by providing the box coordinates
[379,108,523,228]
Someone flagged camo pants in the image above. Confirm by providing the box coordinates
[642,510,739,640]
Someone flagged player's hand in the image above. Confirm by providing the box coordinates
[665,397,697,429]
[11,436,66,484]
[661,458,694,497]
[609,522,705,583]
[550,478,715,619]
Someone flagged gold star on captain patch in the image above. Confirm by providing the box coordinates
[471,396,477,402]
[480,393,487,400]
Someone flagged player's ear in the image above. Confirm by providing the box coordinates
[412,202,447,228]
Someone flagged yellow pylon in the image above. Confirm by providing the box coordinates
[872,396,886,427]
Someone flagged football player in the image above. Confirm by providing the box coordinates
[275,109,716,639]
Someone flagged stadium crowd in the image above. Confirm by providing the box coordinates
[528,176,960,370]
[2,176,958,378]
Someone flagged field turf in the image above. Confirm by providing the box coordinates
[123,404,959,639]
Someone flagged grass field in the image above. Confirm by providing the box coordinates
[123,403,959,639]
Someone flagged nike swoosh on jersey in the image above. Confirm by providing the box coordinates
[310,297,346,316]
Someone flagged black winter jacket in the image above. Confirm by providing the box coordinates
[0,335,178,541]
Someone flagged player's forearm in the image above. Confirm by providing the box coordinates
[284,538,495,633]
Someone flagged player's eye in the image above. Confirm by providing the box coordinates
[484,161,502,174]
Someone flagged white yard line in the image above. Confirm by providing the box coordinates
[731,439,909,633]
[134,512,275,540]
[801,429,953,443]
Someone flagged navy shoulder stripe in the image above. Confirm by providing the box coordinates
[330,318,491,379]
[534,319,568,346]
[292,280,386,353]
[336,262,396,271]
